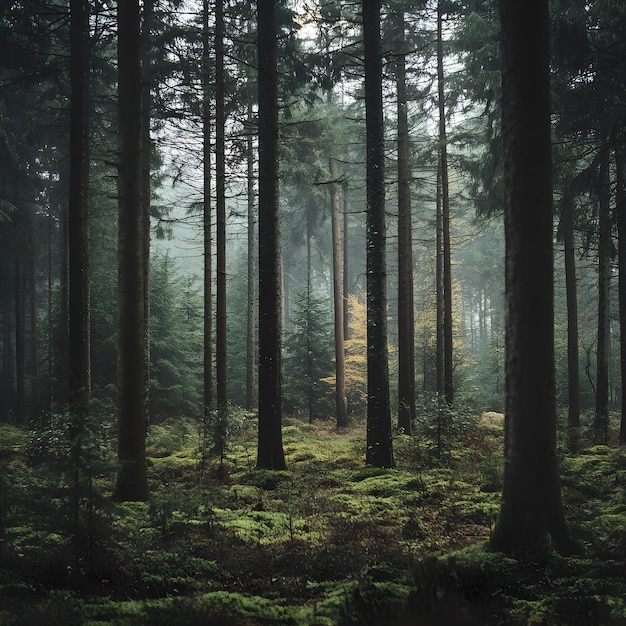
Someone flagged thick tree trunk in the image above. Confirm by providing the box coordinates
[363,0,393,468]
[395,9,415,435]
[68,0,91,412]
[616,131,626,445]
[595,144,610,443]
[562,197,580,446]
[256,0,286,470]
[114,0,148,501]
[246,105,256,411]
[330,158,348,427]
[490,0,574,556]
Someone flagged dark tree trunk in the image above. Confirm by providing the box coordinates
[394,8,415,435]
[363,0,393,468]
[202,0,213,431]
[68,0,91,412]
[14,254,25,423]
[616,130,626,445]
[437,2,453,408]
[114,0,148,502]
[343,183,350,340]
[256,0,286,470]
[216,0,227,415]
[490,0,574,556]
[562,196,580,446]
[330,159,348,427]
[141,0,154,424]
[246,104,257,411]
[595,144,610,444]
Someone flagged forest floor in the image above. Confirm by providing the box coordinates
[0,409,625,625]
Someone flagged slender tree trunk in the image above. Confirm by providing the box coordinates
[436,162,444,400]
[395,9,415,435]
[306,205,314,424]
[437,2,454,408]
[114,0,148,501]
[363,0,393,468]
[202,0,213,433]
[343,183,350,340]
[330,158,348,427]
[562,196,580,447]
[256,0,286,470]
[215,0,228,460]
[246,104,257,411]
[14,254,25,423]
[490,0,574,556]
[595,144,610,444]
[28,257,39,410]
[616,131,626,444]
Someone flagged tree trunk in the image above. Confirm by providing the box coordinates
[202,0,213,435]
[363,0,393,468]
[394,8,415,435]
[330,158,348,427]
[114,0,148,501]
[616,129,626,445]
[68,0,91,413]
[437,2,454,408]
[14,254,25,423]
[246,104,257,411]
[562,196,580,446]
[256,0,286,470]
[141,0,154,425]
[595,144,610,444]
[343,183,350,340]
[490,0,575,556]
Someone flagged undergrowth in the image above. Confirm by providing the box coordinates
[0,410,624,624]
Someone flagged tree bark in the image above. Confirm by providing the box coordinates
[395,8,415,435]
[595,144,610,444]
[114,0,148,501]
[246,104,257,411]
[363,0,393,468]
[437,2,454,408]
[562,196,580,446]
[616,129,626,445]
[68,0,91,412]
[490,0,574,556]
[256,0,286,470]
[330,158,348,427]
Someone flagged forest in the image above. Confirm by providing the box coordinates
[1,0,625,624]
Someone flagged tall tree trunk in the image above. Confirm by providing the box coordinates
[490,0,574,556]
[437,2,454,408]
[562,196,580,447]
[616,129,626,445]
[28,257,39,410]
[246,104,256,411]
[394,8,415,435]
[343,183,350,340]
[256,0,286,470]
[595,144,610,444]
[330,158,348,427]
[363,0,393,468]
[436,162,444,399]
[68,0,91,413]
[141,0,153,424]
[114,0,148,502]
[306,204,314,424]
[202,0,213,439]
[215,0,228,460]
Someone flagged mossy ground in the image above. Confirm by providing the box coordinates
[0,411,625,624]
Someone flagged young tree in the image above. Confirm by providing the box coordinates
[490,0,574,556]
[114,0,149,501]
[256,0,286,470]
[363,0,393,468]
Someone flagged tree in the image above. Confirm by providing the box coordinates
[617,130,626,445]
[256,0,286,470]
[363,0,393,468]
[114,0,149,501]
[490,0,574,556]
[393,6,415,435]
